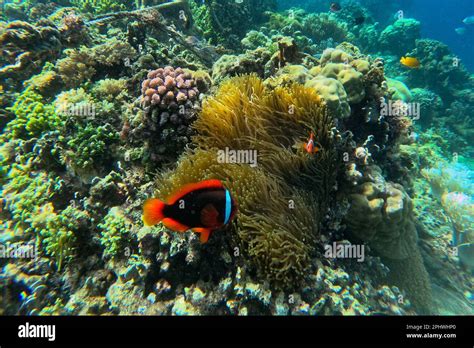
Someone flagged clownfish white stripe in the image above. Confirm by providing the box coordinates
[224,189,231,225]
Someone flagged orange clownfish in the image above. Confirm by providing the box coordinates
[400,56,420,69]
[304,132,320,154]
[143,179,237,243]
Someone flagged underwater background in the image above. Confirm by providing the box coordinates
[0,0,472,316]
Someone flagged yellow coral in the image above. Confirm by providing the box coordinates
[305,76,351,118]
[318,63,365,104]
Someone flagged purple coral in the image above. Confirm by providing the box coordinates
[141,66,199,109]
[133,67,201,163]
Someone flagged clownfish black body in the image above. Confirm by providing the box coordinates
[143,180,237,243]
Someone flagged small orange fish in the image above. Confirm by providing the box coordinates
[400,56,420,69]
[143,179,237,243]
[304,132,320,154]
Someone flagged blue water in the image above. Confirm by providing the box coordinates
[277,0,474,72]
[409,0,474,71]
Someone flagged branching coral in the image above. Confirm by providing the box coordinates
[98,207,132,260]
[301,13,352,44]
[70,0,127,15]
[189,0,276,47]
[5,88,63,140]
[267,11,352,50]
[92,79,129,103]
[56,38,136,87]
[30,202,90,271]
[63,123,118,171]
[1,162,60,233]
[124,66,201,165]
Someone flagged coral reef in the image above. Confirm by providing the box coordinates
[380,18,421,56]
[405,39,471,100]
[5,88,62,139]
[154,75,338,288]
[266,10,352,53]
[345,166,433,312]
[0,0,471,318]
[56,38,137,88]
[190,0,276,47]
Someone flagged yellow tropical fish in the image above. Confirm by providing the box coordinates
[400,56,420,69]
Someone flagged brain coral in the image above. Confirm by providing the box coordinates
[318,63,366,104]
[345,166,432,312]
[305,76,351,118]
[346,166,418,259]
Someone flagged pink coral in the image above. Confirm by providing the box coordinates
[141,66,200,108]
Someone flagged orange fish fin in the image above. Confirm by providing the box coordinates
[192,228,212,243]
[162,218,189,232]
[143,198,166,226]
[201,204,220,228]
[166,179,224,204]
